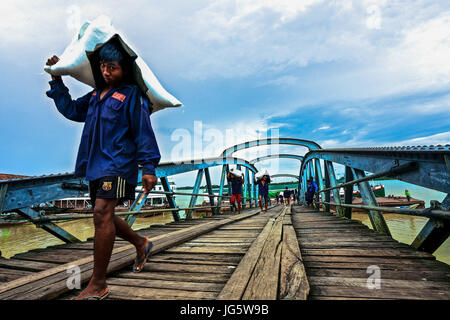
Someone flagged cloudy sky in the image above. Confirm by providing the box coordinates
[0,0,449,186]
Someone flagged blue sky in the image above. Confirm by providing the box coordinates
[0,0,449,187]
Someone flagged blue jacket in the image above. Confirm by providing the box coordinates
[257,180,269,196]
[46,79,161,185]
[307,181,318,194]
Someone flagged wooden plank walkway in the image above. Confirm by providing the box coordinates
[0,203,448,300]
[291,205,450,300]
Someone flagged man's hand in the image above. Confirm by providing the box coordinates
[46,55,61,81]
[142,174,157,194]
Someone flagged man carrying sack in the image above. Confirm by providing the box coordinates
[46,38,161,300]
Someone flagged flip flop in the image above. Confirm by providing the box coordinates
[133,238,153,273]
[81,287,110,300]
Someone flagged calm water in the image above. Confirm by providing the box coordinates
[0,213,174,259]
[350,179,449,265]
[1,182,448,265]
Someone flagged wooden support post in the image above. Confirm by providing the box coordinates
[344,166,354,219]
[351,168,391,236]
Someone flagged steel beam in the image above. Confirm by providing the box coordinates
[301,148,450,194]
[344,166,354,219]
[325,161,344,217]
[16,207,81,243]
[186,169,204,219]
[203,168,216,215]
[411,194,450,253]
[324,161,331,212]
[352,168,391,236]
[216,165,227,214]
[124,191,149,227]
[221,138,321,157]
[249,154,303,164]
[160,176,180,221]
[314,159,323,211]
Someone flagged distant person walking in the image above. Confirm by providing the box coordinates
[284,187,291,205]
[305,177,318,208]
[405,189,411,202]
[227,171,244,214]
[255,175,271,213]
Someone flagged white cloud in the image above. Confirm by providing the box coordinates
[397,131,450,146]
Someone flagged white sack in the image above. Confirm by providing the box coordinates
[44,15,182,113]
[229,168,243,178]
[255,168,270,180]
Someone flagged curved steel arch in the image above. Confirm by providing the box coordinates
[249,153,303,164]
[271,174,299,180]
[221,138,321,157]
[155,156,258,177]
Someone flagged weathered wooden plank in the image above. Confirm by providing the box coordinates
[105,285,218,300]
[106,277,223,292]
[301,248,434,259]
[217,208,284,300]
[0,257,59,272]
[0,208,261,300]
[114,271,230,283]
[142,262,235,274]
[279,215,309,300]
[308,277,450,299]
[149,253,243,263]
[166,247,247,254]
[306,268,450,282]
[241,211,285,300]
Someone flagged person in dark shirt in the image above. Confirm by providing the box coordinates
[45,40,160,300]
[227,171,244,214]
[283,187,291,205]
[255,175,270,213]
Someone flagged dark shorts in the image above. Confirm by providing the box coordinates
[89,176,136,207]
[259,194,269,203]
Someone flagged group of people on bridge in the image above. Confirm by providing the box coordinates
[226,171,271,213]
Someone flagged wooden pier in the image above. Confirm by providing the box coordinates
[0,204,449,300]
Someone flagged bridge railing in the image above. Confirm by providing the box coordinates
[298,146,450,254]
[0,156,261,244]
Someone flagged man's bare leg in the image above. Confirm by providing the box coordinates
[113,216,150,270]
[76,198,117,299]
[258,196,263,213]
[237,201,241,214]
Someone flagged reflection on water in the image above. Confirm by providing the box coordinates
[0,213,174,259]
[352,212,450,265]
